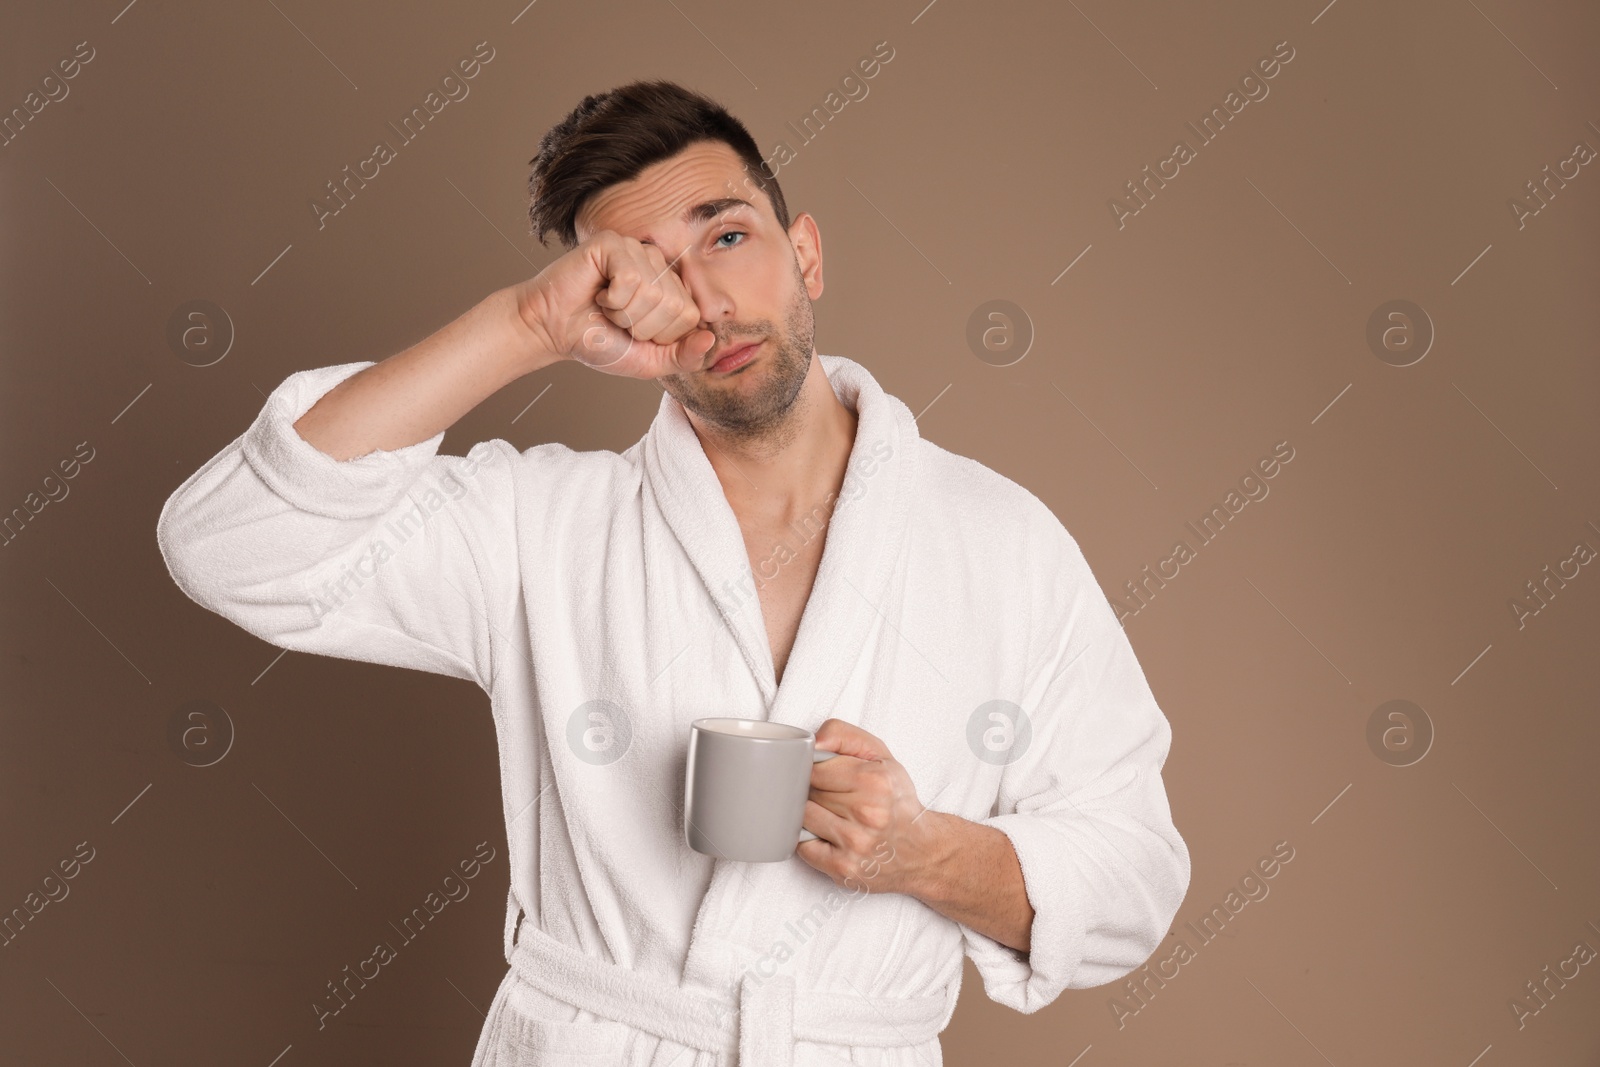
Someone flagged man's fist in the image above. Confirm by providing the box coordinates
[513,229,717,379]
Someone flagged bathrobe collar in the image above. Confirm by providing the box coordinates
[641,353,921,731]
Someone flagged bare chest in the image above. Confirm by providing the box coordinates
[738,518,830,684]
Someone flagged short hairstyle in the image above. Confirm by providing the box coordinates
[527,80,790,250]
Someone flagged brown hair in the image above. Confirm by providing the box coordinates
[527,80,790,249]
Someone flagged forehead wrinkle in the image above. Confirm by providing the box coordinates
[633,196,752,247]
[578,146,751,243]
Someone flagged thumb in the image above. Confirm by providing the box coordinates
[674,328,716,371]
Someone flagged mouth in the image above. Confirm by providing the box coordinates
[707,339,762,374]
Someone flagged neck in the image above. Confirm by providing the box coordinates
[688,354,858,526]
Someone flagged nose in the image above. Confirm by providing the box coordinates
[672,246,734,329]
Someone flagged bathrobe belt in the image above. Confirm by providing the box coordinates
[509,914,947,1066]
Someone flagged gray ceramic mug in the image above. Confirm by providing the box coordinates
[684,718,838,862]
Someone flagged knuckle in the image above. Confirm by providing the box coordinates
[843,826,874,854]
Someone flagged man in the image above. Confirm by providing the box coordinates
[157,80,1189,1065]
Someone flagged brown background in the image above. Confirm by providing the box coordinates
[3,0,1597,1063]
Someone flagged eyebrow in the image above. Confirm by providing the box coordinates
[633,197,754,247]
[684,197,753,224]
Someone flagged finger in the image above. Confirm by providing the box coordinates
[595,264,644,312]
[604,241,668,313]
[807,753,867,793]
[600,302,637,333]
[624,291,691,343]
[673,328,716,370]
[639,261,695,327]
[650,299,709,349]
[593,232,649,304]
[663,296,706,347]
[639,242,671,282]
[794,835,834,874]
[602,276,664,331]
[601,257,672,334]
[801,798,850,847]
[815,719,891,761]
[805,786,858,827]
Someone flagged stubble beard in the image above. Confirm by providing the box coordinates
[660,264,815,451]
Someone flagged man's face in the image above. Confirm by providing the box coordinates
[573,140,821,442]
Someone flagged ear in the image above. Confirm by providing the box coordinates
[789,212,824,301]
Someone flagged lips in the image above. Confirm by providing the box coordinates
[709,340,760,373]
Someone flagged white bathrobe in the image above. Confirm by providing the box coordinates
[157,353,1189,1066]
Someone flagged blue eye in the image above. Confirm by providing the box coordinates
[716,231,747,248]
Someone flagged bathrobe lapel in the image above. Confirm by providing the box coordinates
[641,353,921,733]
[643,352,924,1000]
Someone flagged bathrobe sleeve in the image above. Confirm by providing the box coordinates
[156,360,519,692]
[958,500,1191,1011]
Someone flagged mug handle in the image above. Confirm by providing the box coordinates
[797,750,838,843]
